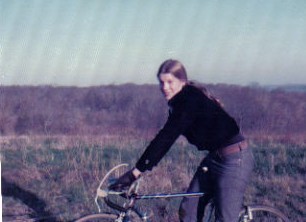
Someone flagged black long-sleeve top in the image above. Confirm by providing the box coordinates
[135,84,244,172]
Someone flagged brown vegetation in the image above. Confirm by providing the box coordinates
[0,84,305,144]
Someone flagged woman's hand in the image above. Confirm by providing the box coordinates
[109,168,141,191]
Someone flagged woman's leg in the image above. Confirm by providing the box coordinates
[179,156,213,222]
[212,148,254,222]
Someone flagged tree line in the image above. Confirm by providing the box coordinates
[0,84,305,140]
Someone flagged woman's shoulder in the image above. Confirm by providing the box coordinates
[183,84,207,100]
[184,84,203,94]
[169,84,204,107]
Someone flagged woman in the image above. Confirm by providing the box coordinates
[110,59,254,222]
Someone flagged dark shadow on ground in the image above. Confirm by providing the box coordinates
[1,176,59,222]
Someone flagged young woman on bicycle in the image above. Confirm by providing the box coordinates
[110,59,254,222]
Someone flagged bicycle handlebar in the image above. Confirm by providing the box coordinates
[96,183,140,214]
[95,164,141,213]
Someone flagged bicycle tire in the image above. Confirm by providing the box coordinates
[239,205,289,222]
[75,213,118,222]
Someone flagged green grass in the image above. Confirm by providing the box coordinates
[1,136,305,221]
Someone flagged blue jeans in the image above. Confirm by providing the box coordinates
[179,147,254,222]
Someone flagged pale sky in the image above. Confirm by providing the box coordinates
[1,0,306,86]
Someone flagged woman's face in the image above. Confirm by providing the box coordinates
[158,73,186,101]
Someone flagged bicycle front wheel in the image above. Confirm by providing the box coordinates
[239,205,289,222]
[75,213,118,222]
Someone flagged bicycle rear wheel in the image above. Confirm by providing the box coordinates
[239,205,289,222]
[75,213,118,222]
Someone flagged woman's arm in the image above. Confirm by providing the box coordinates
[135,95,199,172]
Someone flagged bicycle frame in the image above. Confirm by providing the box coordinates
[76,164,289,222]
[93,164,206,221]
[99,190,207,222]
[135,191,204,200]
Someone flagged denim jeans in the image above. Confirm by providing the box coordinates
[179,147,254,222]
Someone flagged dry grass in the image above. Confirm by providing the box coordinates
[1,135,305,221]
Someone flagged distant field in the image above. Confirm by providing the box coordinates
[1,135,305,221]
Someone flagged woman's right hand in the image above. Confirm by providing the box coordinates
[108,168,141,191]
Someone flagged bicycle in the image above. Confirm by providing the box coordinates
[75,164,289,222]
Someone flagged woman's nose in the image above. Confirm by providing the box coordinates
[162,83,169,91]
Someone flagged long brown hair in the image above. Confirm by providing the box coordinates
[157,59,188,82]
[157,59,223,107]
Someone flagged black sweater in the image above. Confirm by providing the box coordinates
[136,85,244,172]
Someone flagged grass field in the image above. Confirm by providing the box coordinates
[1,135,305,221]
